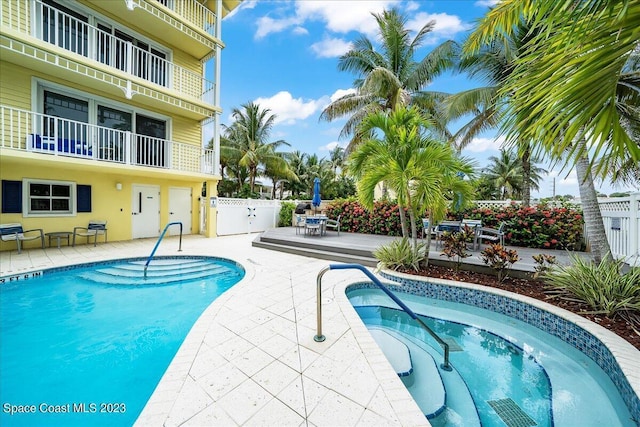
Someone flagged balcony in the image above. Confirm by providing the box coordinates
[86,0,222,58]
[1,0,216,105]
[0,105,216,175]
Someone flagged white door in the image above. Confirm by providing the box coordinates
[168,187,192,235]
[132,184,160,239]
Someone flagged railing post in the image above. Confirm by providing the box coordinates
[630,193,640,261]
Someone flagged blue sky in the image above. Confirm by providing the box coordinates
[213,0,638,198]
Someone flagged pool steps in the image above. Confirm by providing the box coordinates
[78,259,233,285]
[366,324,481,425]
[369,328,413,376]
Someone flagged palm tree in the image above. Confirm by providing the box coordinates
[466,0,639,263]
[483,149,547,200]
[348,106,474,263]
[320,8,457,153]
[466,0,639,172]
[222,102,290,193]
[328,146,345,177]
[484,150,522,200]
[448,22,541,206]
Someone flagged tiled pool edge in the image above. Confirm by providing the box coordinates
[375,268,640,424]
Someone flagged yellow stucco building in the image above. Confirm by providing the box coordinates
[0,0,241,250]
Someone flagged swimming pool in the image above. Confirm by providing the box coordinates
[347,283,639,427]
[0,256,244,427]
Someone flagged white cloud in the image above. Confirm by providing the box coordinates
[464,136,504,153]
[224,0,256,19]
[292,26,309,36]
[255,15,303,39]
[295,1,395,37]
[320,141,345,151]
[406,12,471,44]
[254,91,330,125]
[474,0,500,7]
[329,88,357,102]
[310,36,353,58]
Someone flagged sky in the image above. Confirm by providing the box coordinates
[212,0,638,199]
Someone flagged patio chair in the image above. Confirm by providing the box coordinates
[0,223,45,254]
[73,220,108,247]
[324,215,341,235]
[304,217,321,237]
[435,220,461,249]
[294,214,306,235]
[421,218,436,239]
[475,221,506,250]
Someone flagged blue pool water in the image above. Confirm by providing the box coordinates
[348,287,636,427]
[0,257,244,427]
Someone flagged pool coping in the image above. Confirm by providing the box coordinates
[377,267,640,424]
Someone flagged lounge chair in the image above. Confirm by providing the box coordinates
[475,221,506,250]
[324,215,341,235]
[0,223,45,253]
[73,220,108,247]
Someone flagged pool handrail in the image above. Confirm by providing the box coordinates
[315,263,452,371]
[143,221,183,279]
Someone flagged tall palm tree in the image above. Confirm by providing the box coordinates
[320,8,457,153]
[466,0,639,263]
[348,106,474,263]
[447,22,541,206]
[222,102,289,193]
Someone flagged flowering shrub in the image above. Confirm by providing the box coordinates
[324,198,406,236]
[454,202,584,250]
[325,199,585,251]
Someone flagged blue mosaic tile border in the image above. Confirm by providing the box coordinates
[0,256,245,284]
[353,272,640,423]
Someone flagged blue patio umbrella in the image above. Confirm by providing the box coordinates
[312,178,321,213]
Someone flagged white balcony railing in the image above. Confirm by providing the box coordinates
[0,105,216,175]
[154,0,216,37]
[1,0,215,104]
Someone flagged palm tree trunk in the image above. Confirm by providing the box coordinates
[398,205,408,238]
[422,213,434,268]
[575,144,611,264]
[522,143,531,207]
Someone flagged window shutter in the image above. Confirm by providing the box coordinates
[1,180,22,213]
[77,185,92,212]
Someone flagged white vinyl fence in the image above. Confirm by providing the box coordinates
[216,198,282,236]
[597,193,640,264]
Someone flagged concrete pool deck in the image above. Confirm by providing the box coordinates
[1,232,638,426]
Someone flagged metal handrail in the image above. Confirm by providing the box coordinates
[143,222,183,278]
[315,263,451,371]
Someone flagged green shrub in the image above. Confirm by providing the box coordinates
[374,237,425,272]
[480,244,520,282]
[544,255,640,324]
[278,201,296,227]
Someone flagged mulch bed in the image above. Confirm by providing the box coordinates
[397,264,640,351]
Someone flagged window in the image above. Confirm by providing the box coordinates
[23,179,76,216]
[40,0,89,56]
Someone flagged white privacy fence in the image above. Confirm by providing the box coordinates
[597,194,640,263]
[216,198,282,236]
